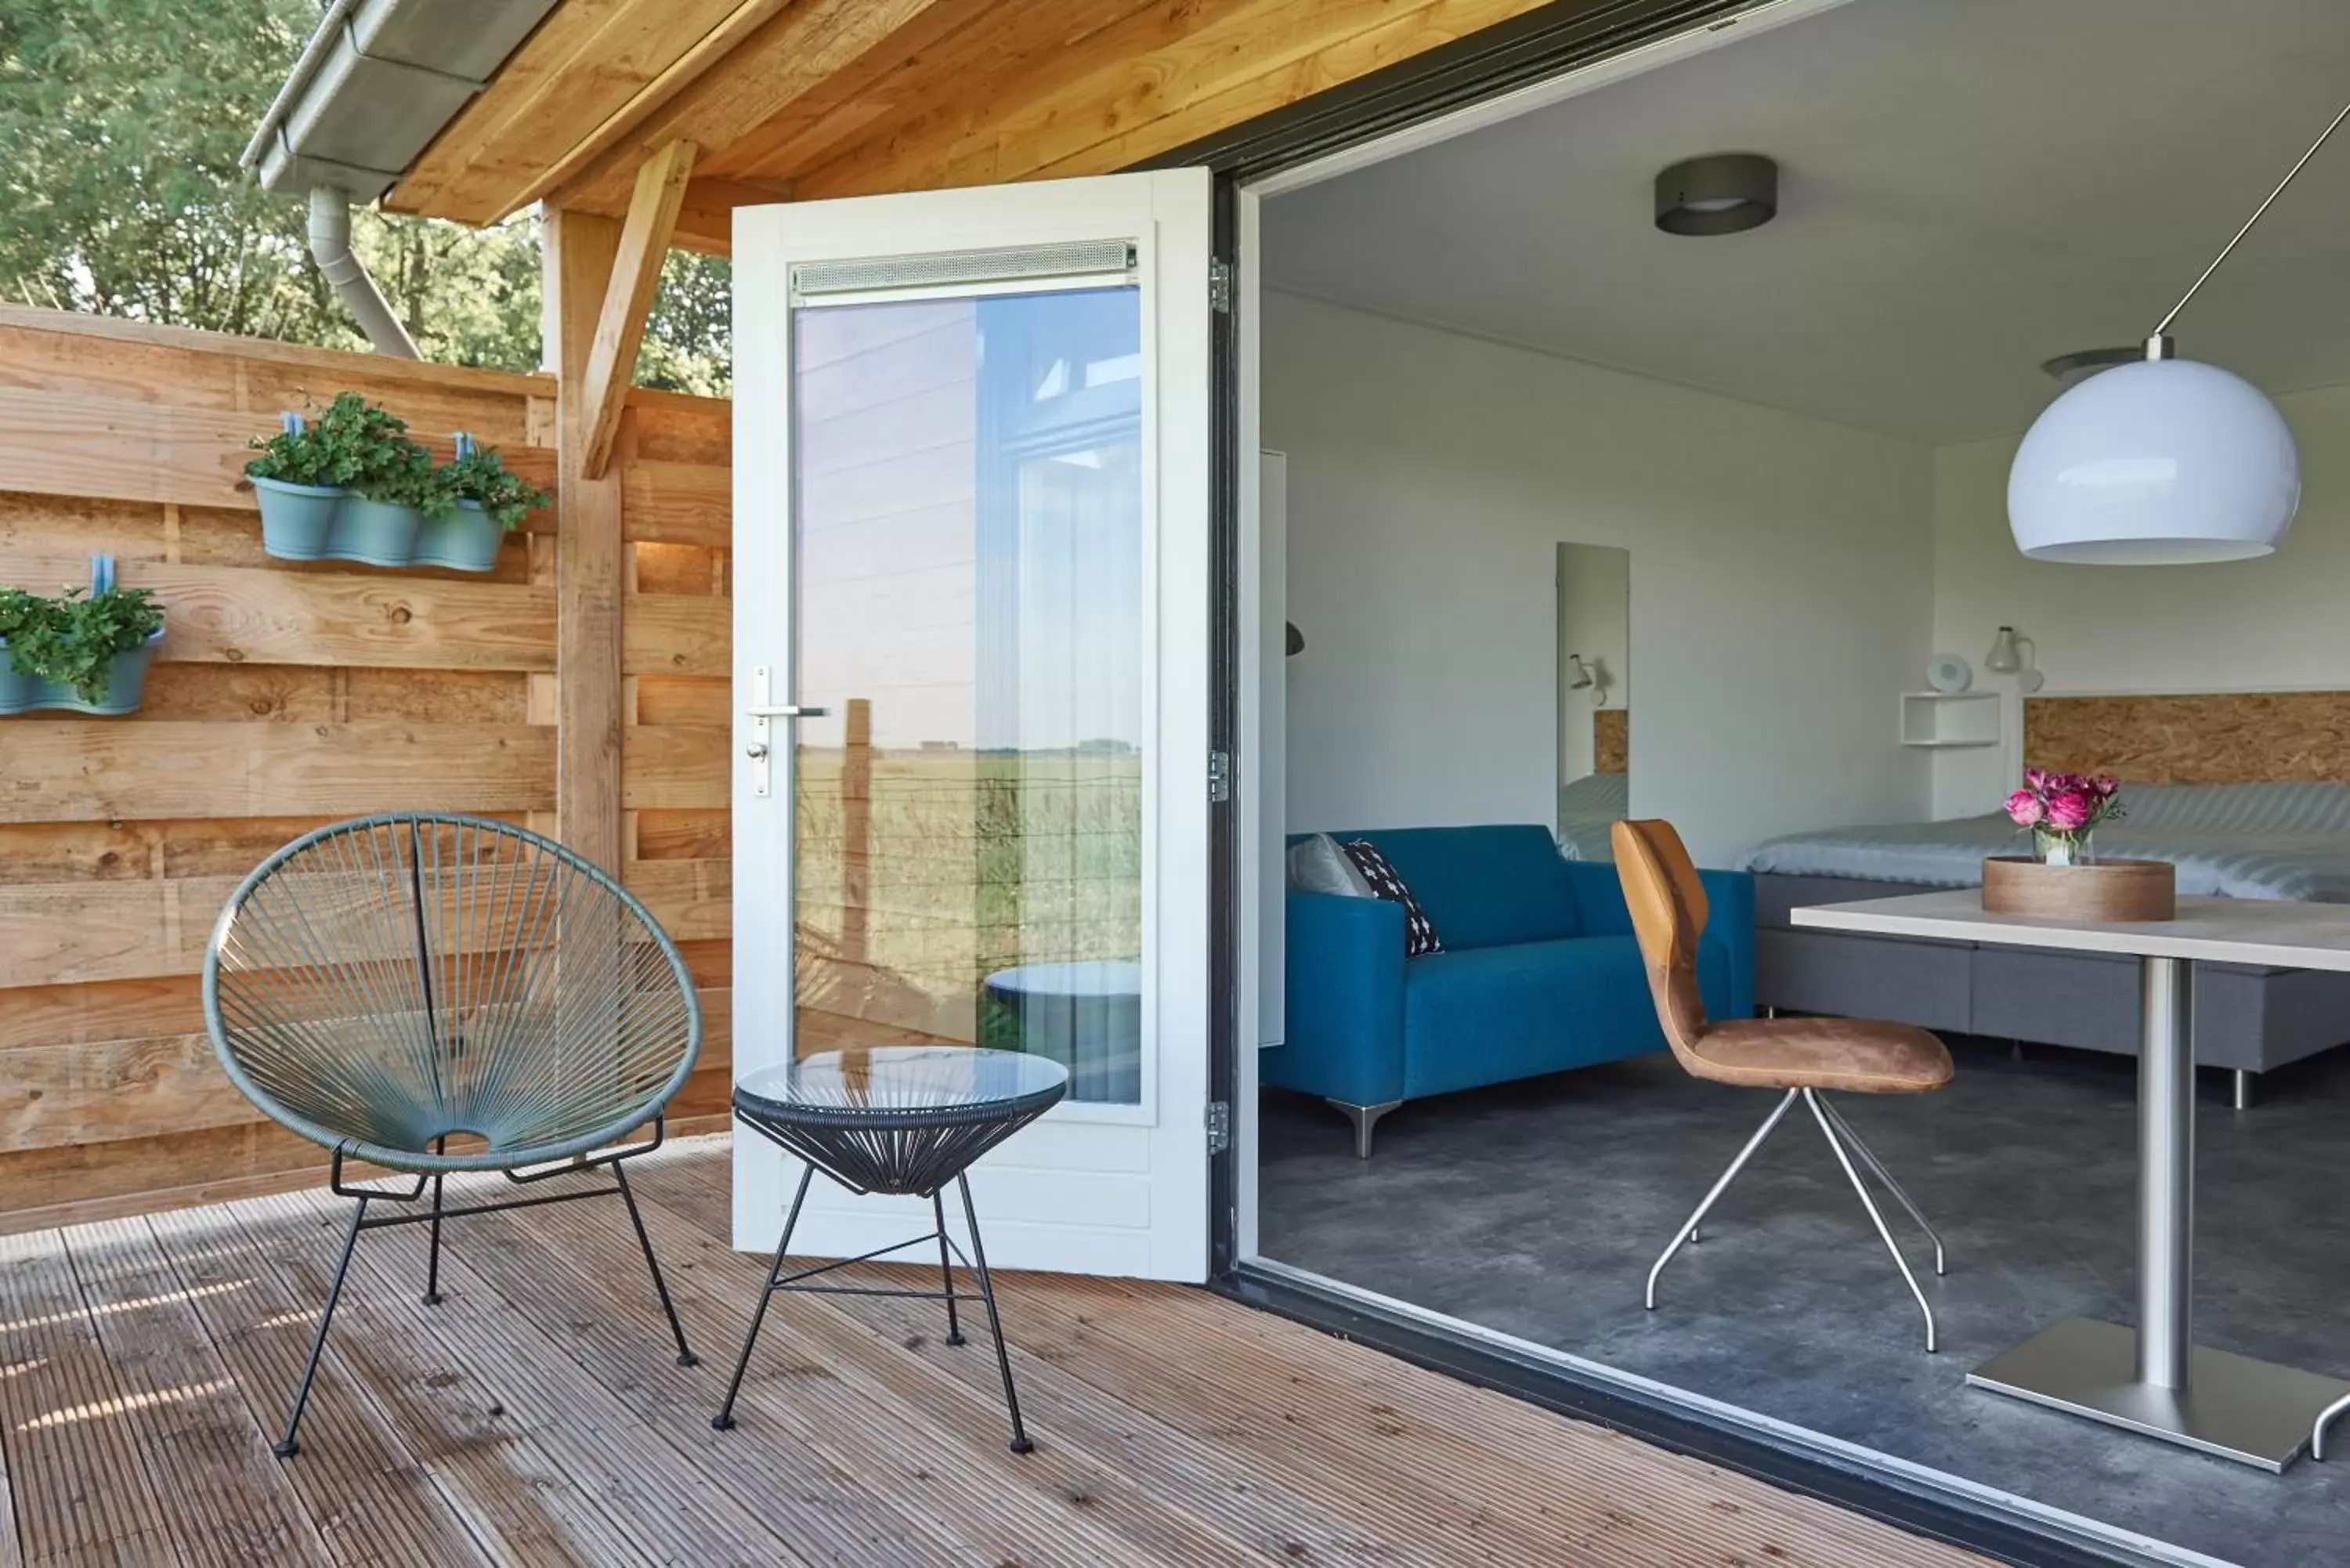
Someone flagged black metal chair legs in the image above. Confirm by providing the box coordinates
[273,1142,696,1458]
[712,1168,1034,1452]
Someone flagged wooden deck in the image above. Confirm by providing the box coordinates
[0,1137,1986,1567]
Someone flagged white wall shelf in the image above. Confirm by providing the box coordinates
[1900,691,2001,749]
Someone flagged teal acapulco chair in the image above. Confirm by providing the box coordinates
[204,813,703,1457]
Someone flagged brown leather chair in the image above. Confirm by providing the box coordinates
[1613,818,1955,1350]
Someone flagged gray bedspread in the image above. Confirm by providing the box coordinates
[1734,782,2350,902]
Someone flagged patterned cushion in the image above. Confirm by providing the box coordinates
[1341,839,1444,957]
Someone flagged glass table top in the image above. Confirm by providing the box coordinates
[736,1046,1070,1120]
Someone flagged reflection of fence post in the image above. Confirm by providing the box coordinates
[842,697,872,965]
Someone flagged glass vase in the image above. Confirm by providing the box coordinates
[2034,828,2094,867]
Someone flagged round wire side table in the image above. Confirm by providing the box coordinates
[714,1046,1069,1451]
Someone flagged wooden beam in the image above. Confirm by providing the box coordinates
[580,139,698,482]
[547,205,627,872]
[541,0,989,217]
[669,175,793,258]
[506,2,799,216]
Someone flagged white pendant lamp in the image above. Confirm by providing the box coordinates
[2008,99,2350,565]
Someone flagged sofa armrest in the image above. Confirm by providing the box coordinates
[1271,893,1408,1107]
[1561,861,1757,1019]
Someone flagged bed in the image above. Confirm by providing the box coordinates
[1734,694,2350,1097]
[1556,770,1627,862]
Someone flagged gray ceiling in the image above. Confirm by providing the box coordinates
[1260,0,2350,443]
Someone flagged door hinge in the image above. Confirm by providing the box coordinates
[1209,258,1233,314]
[1207,749,1232,803]
[1206,1100,1231,1154]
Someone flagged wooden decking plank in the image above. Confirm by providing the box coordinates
[0,1358,19,1568]
[461,1173,1180,1568]
[801,1252,1420,1566]
[4,1140,1998,1568]
[1021,1273,1837,1567]
[57,1218,332,1568]
[273,1183,812,1568]
[435,1194,974,1568]
[142,1201,496,1568]
[0,1230,179,1567]
[1087,1271,1992,1567]
[642,1162,1480,1564]
[1054,1273,1986,1568]
[228,1191,656,1568]
[672,1175,1842,1568]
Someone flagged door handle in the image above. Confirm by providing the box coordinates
[744,668,825,799]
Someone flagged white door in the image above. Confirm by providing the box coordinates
[730,171,1215,1281]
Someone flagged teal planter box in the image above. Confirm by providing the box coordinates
[253,478,506,573]
[252,475,349,560]
[0,626,164,716]
[414,500,507,573]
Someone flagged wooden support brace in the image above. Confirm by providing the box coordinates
[547,206,625,870]
[580,139,698,482]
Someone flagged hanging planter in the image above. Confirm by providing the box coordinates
[245,402,544,573]
[416,435,549,573]
[0,557,166,717]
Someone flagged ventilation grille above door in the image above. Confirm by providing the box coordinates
[790,238,1137,300]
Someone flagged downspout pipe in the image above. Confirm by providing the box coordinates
[308,185,420,359]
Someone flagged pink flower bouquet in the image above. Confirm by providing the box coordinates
[2004,768,2124,865]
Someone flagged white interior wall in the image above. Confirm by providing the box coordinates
[1557,543,1631,783]
[1266,291,1935,866]
[1929,381,2350,818]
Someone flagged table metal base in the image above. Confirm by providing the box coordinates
[1967,1317,2350,1472]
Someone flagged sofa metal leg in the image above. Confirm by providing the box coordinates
[2232,1068,2254,1111]
[1325,1098,1402,1159]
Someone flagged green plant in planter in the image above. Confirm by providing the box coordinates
[246,392,455,515]
[445,442,552,529]
[0,584,166,703]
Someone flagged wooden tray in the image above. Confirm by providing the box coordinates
[1981,857,2175,922]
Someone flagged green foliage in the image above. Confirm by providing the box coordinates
[446,443,551,531]
[638,251,732,396]
[0,0,728,392]
[0,583,165,703]
[245,392,456,517]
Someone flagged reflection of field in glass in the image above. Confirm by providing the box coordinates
[794,746,1141,1053]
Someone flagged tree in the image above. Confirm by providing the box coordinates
[0,0,729,392]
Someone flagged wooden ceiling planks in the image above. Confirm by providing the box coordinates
[385,0,1562,240]
[392,0,744,223]
[543,0,994,220]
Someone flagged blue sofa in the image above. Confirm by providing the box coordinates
[1268,824,1754,1155]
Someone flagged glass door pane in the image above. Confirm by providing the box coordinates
[790,284,1146,1106]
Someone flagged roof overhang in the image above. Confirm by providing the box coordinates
[250,0,1597,253]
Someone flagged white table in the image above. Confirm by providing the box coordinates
[1793,889,2350,1472]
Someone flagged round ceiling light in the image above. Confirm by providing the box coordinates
[1654,153,1777,236]
[2008,349,2300,565]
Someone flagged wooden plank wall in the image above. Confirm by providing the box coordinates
[0,309,733,1233]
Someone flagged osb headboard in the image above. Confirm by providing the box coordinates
[2024,692,2350,784]
[1594,707,1629,775]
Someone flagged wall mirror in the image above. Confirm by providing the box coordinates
[1556,542,1630,860]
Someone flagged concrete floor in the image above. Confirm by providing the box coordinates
[1258,1036,2350,1567]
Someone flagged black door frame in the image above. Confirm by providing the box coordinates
[1178,3,2149,1563]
